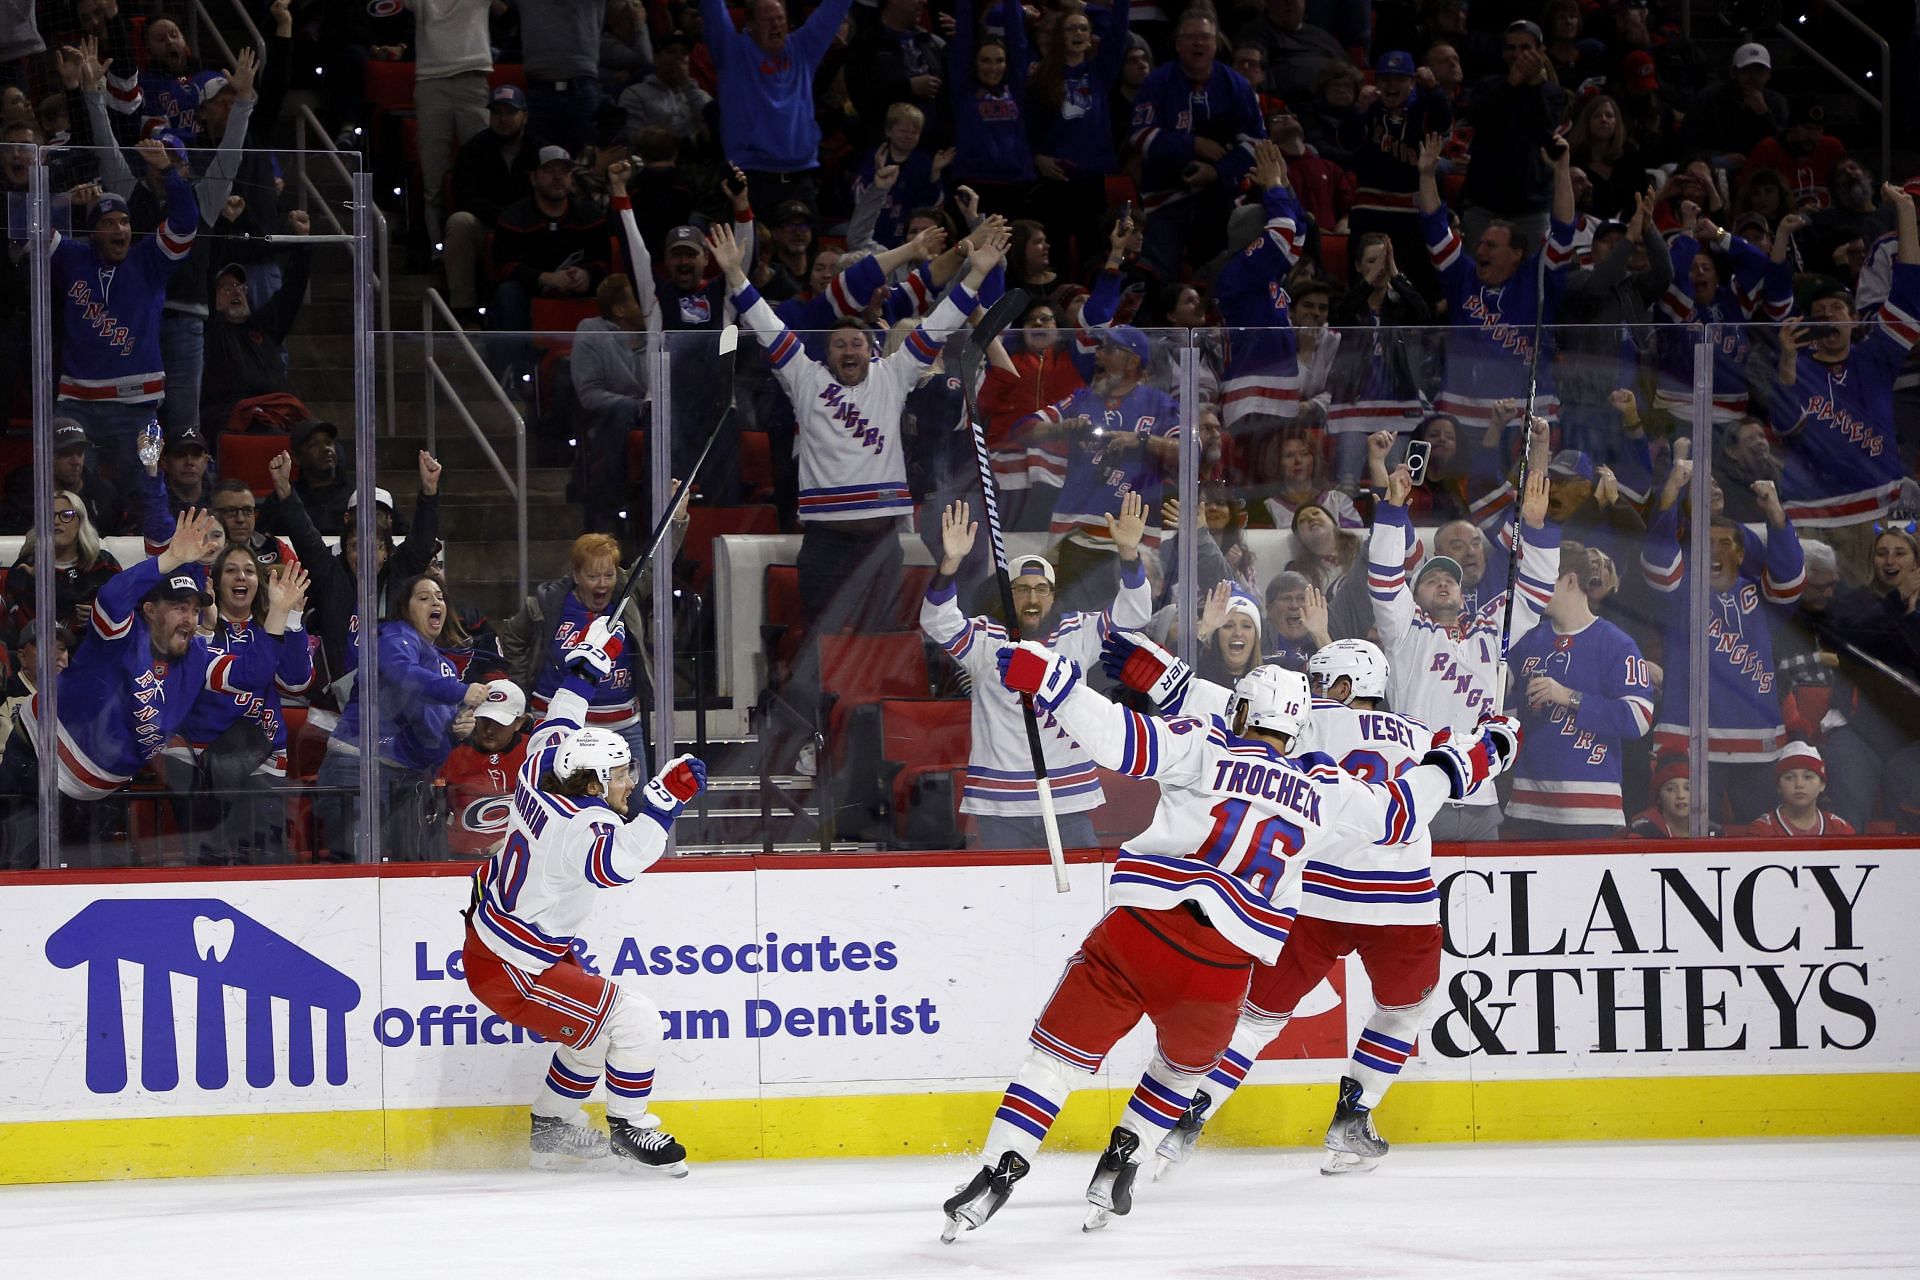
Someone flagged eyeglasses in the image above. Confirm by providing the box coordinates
[51,509,80,524]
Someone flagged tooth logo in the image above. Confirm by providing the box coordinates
[192,915,235,963]
[46,898,362,1095]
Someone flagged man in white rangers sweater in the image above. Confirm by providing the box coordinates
[707,221,1005,636]
[941,645,1519,1239]
[921,493,1150,850]
[1100,633,1459,1174]
[1370,453,1559,840]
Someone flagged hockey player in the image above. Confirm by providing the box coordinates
[1371,456,1559,840]
[1098,633,1462,1175]
[939,642,1519,1238]
[1501,538,1656,837]
[461,618,708,1176]
[1415,129,1575,434]
[921,494,1149,850]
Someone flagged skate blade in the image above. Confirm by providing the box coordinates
[616,1158,691,1179]
[1082,1205,1113,1232]
[1319,1149,1381,1176]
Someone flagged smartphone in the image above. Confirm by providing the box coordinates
[1405,439,1432,486]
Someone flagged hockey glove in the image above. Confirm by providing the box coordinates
[638,754,706,825]
[996,641,1080,712]
[564,616,627,681]
[1100,630,1191,711]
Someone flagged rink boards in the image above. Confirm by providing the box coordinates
[1,840,1917,1184]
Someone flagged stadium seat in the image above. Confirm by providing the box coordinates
[819,631,929,760]
[681,504,778,594]
[218,432,291,498]
[877,698,971,843]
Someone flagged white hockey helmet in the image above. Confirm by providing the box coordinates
[1308,638,1389,703]
[555,727,633,795]
[1227,664,1312,742]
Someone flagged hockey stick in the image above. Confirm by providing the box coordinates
[957,287,1069,893]
[1497,245,1551,661]
[609,323,740,619]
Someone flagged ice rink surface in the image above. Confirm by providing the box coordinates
[5,1138,1916,1278]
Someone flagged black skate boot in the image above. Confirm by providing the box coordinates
[529,1113,610,1171]
[1322,1075,1388,1175]
[1152,1088,1212,1181]
[1082,1126,1141,1231]
[939,1150,1030,1243]
[608,1116,690,1178]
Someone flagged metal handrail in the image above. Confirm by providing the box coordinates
[291,104,395,434]
[1773,5,1891,184]
[421,287,530,602]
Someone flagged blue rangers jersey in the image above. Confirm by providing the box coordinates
[471,675,672,975]
[53,167,198,404]
[920,559,1151,816]
[1128,60,1263,212]
[1503,618,1655,828]
[1046,676,1457,963]
[24,557,286,800]
[1421,203,1574,427]
[1654,230,1792,422]
[1216,184,1306,426]
[1765,262,1920,526]
[1640,503,1804,762]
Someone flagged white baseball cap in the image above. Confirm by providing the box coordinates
[473,680,527,725]
[1733,42,1771,70]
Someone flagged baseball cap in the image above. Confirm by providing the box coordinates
[1733,42,1772,70]
[536,144,573,168]
[214,261,248,285]
[1620,51,1658,94]
[1102,324,1152,366]
[90,193,129,225]
[1375,50,1416,78]
[1011,555,1056,586]
[165,426,209,455]
[290,418,338,449]
[1415,555,1464,587]
[771,199,814,228]
[152,570,213,606]
[1548,449,1596,484]
[1775,740,1826,780]
[51,418,90,454]
[473,679,528,725]
[489,84,527,110]
[346,486,395,512]
[664,224,706,252]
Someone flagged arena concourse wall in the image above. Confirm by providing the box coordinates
[2,841,1915,1185]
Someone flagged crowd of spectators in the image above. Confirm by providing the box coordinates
[2,0,1920,866]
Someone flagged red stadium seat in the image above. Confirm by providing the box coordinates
[681,504,778,593]
[819,632,929,759]
[878,697,971,840]
[218,432,291,498]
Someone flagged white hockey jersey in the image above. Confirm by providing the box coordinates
[1048,679,1456,964]
[920,560,1152,816]
[1164,685,1445,926]
[1368,500,1557,806]
[471,678,670,974]
[732,279,977,523]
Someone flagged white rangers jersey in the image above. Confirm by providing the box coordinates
[920,559,1152,816]
[1162,684,1445,926]
[1048,680,1455,964]
[1368,499,1558,805]
[470,677,670,974]
[732,279,978,523]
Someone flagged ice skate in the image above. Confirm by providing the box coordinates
[609,1116,690,1178]
[1152,1088,1212,1181]
[1321,1075,1387,1175]
[1082,1126,1141,1231]
[939,1151,1030,1242]
[528,1114,610,1171]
